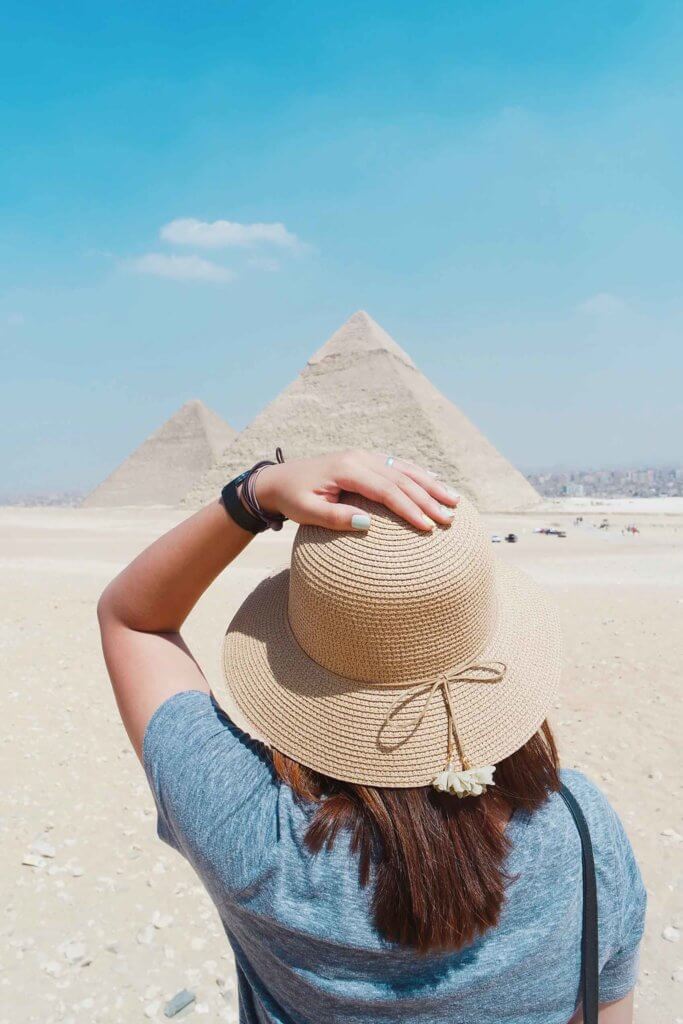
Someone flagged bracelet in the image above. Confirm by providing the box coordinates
[221,448,287,535]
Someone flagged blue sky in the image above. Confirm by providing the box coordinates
[1,1,682,496]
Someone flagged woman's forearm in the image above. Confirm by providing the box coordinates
[98,499,252,634]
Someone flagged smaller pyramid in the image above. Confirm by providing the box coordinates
[83,400,236,507]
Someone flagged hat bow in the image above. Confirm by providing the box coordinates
[383,661,507,797]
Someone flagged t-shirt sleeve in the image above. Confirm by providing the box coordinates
[598,802,648,1003]
[141,689,279,887]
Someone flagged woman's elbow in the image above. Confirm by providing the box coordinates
[96,582,117,630]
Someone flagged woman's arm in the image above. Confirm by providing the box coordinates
[599,992,634,1022]
[97,497,248,759]
[98,449,458,761]
[568,990,634,1023]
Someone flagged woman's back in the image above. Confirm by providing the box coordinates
[144,690,646,1024]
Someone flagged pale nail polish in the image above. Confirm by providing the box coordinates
[427,470,439,477]
[443,507,456,518]
[351,513,372,531]
[421,514,434,527]
[447,487,460,499]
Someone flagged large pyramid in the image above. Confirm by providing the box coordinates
[83,400,236,507]
[186,312,539,511]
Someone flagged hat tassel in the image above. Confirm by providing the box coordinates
[430,669,503,798]
[432,763,496,798]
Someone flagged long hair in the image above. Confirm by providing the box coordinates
[270,721,560,954]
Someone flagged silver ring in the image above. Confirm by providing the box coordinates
[385,456,395,467]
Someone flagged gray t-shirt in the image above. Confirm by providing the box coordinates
[143,690,646,1024]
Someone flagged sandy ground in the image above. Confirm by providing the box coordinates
[1,501,682,1024]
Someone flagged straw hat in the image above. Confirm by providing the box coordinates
[217,494,562,790]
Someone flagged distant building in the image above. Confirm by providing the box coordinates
[526,465,683,499]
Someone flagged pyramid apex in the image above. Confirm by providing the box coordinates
[177,398,205,414]
[349,309,376,325]
[307,311,416,368]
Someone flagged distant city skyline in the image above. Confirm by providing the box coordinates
[528,465,683,499]
[2,2,682,493]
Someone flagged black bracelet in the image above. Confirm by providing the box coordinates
[221,448,287,535]
[221,472,266,533]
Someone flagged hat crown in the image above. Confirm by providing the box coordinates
[288,495,496,685]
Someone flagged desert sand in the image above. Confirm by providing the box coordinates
[2,500,682,1023]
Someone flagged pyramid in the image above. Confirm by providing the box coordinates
[83,400,236,507]
[185,312,539,512]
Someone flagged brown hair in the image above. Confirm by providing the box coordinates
[270,722,560,954]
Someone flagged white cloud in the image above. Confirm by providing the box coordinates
[129,252,235,283]
[160,217,301,250]
[577,292,628,316]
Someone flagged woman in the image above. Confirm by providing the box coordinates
[98,449,646,1023]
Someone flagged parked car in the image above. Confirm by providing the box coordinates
[505,533,518,543]
[491,534,502,543]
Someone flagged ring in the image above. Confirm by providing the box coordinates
[385,456,395,467]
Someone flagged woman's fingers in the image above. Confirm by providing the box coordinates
[352,453,460,525]
[376,454,459,507]
[393,473,458,525]
[334,464,439,531]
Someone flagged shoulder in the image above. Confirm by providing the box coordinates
[142,690,279,862]
[558,769,634,847]
[557,768,647,912]
[558,768,616,828]
[519,768,622,867]
[143,689,273,782]
[556,768,629,861]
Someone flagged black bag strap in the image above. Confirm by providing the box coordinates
[559,783,599,1024]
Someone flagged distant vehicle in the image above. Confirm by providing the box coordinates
[505,533,518,543]
[534,527,566,538]
[491,534,502,543]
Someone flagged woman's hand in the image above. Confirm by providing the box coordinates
[253,450,459,532]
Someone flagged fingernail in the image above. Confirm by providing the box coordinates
[351,514,372,531]
[421,514,434,528]
[447,487,460,499]
[428,470,439,477]
[442,507,456,518]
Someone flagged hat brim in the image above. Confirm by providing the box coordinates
[216,559,562,787]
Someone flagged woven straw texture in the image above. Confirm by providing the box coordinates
[217,496,562,787]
